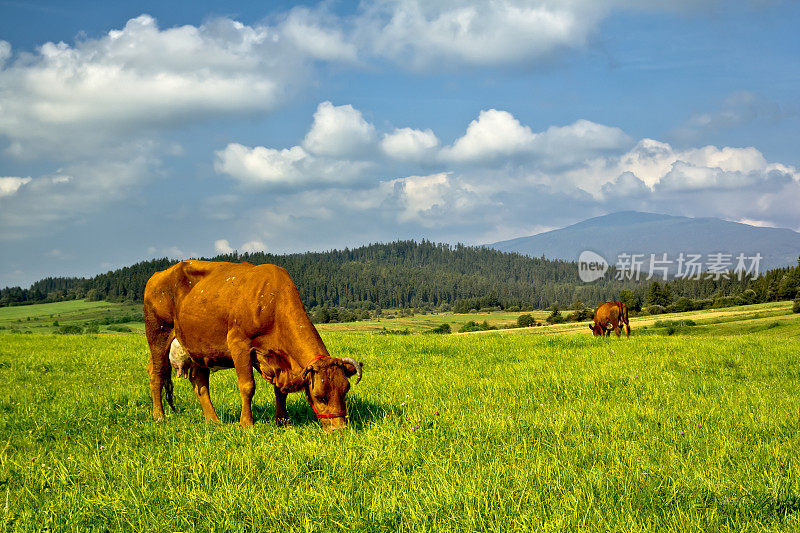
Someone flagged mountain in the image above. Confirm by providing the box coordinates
[489,211,800,273]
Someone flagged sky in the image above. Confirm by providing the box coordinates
[1,0,799,288]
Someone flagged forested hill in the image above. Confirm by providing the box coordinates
[0,240,779,311]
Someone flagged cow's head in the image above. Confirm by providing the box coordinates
[302,357,363,432]
[590,323,604,336]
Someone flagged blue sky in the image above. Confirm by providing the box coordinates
[1,0,799,287]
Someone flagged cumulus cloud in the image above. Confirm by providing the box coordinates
[442,109,535,162]
[0,41,10,66]
[214,239,234,254]
[441,111,630,165]
[0,151,157,237]
[529,120,632,167]
[381,128,439,162]
[0,14,359,158]
[395,173,452,223]
[215,144,309,185]
[0,177,31,197]
[355,0,607,70]
[277,7,358,63]
[215,100,800,249]
[214,142,373,189]
[302,101,376,157]
[241,240,268,253]
[213,238,267,253]
[213,102,800,235]
[607,140,796,192]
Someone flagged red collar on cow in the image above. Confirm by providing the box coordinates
[304,383,346,420]
[301,354,346,420]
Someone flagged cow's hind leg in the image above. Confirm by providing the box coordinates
[144,314,174,421]
[189,366,220,423]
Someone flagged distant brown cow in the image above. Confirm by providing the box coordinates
[144,260,363,431]
[590,302,630,337]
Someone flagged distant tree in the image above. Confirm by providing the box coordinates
[647,281,673,307]
[426,323,451,334]
[85,289,102,302]
[517,314,537,328]
[777,272,800,301]
[619,289,641,312]
[546,304,564,324]
[793,297,800,314]
[56,325,82,334]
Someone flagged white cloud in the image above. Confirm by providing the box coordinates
[0,152,157,236]
[442,109,535,162]
[212,238,267,253]
[0,40,10,66]
[241,240,268,253]
[214,239,234,254]
[530,119,632,166]
[0,14,328,157]
[209,101,800,244]
[214,142,372,189]
[278,7,358,63]
[392,172,479,225]
[214,144,309,185]
[302,101,376,157]
[735,218,777,228]
[381,128,439,162]
[441,111,630,166]
[355,0,607,70]
[0,177,31,197]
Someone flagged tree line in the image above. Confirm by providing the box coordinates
[1,241,797,315]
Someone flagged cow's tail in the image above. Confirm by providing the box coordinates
[621,302,630,337]
[164,372,176,412]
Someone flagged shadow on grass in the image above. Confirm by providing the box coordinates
[192,394,396,430]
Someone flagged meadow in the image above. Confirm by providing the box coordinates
[0,302,799,531]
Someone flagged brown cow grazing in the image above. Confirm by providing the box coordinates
[590,302,630,338]
[144,260,363,432]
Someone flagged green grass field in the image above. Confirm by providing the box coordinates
[1,302,799,531]
[0,300,144,334]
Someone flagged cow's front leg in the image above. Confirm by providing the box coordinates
[228,332,256,428]
[189,366,220,423]
[274,386,291,427]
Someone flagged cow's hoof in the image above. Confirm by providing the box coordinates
[276,417,292,427]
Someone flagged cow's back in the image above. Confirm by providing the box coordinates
[594,302,621,324]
